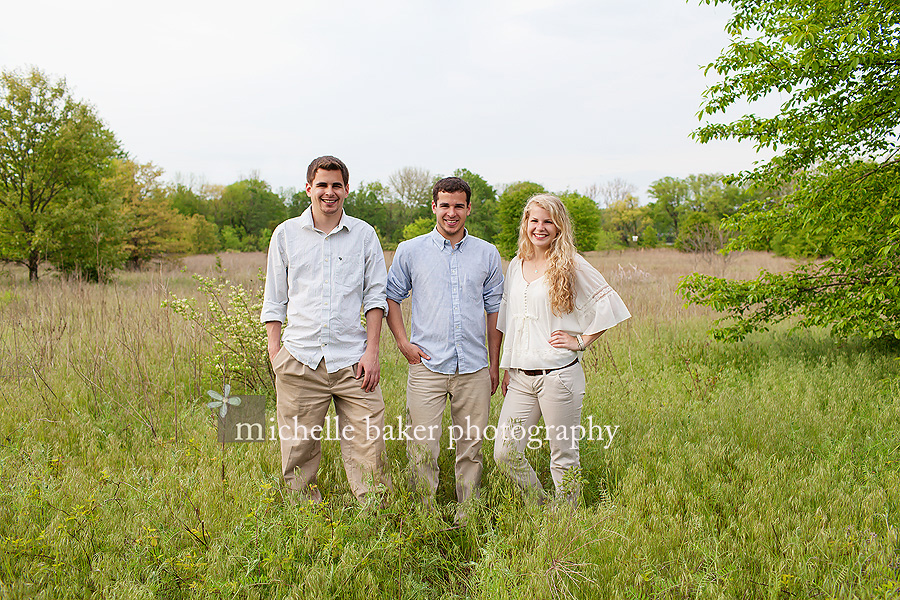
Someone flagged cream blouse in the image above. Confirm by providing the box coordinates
[497,254,631,370]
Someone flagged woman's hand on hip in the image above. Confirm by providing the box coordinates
[549,330,579,351]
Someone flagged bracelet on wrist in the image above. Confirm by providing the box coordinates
[575,334,585,351]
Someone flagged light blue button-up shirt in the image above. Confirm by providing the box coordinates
[261,208,388,373]
[386,228,504,375]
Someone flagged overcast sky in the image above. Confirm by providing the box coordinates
[1,0,765,202]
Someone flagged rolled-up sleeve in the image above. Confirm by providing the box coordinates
[483,246,504,314]
[495,259,515,333]
[260,225,289,323]
[362,228,388,316]
[385,243,412,304]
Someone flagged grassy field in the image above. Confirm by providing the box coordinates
[0,248,897,599]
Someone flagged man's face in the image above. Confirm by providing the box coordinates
[432,191,471,240]
[306,168,348,218]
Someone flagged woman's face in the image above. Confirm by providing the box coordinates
[526,205,559,252]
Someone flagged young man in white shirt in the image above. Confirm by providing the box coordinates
[385,177,504,512]
[261,155,390,503]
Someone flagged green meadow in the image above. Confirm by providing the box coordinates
[0,249,897,599]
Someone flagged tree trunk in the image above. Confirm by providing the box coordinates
[28,251,40,281]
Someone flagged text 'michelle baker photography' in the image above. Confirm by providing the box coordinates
[214,397,621,451]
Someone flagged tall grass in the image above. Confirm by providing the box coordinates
[0,249,897,598]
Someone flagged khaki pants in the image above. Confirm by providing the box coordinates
[273,347,390,502]
[493,362,586,502]
[406,363,491,503]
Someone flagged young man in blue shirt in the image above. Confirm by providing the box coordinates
[385,177,503,511]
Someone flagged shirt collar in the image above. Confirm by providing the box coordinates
[429,227,468,250]
[299,207,351,234]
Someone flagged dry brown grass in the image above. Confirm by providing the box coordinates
[580,248,796,326]
[176,247,795,328]
[1,247,798,330]
[178,252,268,278]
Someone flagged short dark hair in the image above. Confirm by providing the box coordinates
[432,176,471,205]
[306,156,349,187]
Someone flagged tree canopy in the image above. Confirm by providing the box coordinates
[454,168,499,242]
[0,67,121,280]
[112,159,192,267]
[212,178,286,251]
[495,181,547,259]
[559,192,602,253]
[678,0,900,341]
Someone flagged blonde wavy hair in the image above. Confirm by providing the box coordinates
[517,194,577,316]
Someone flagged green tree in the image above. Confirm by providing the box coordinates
[674,210,718,252]
[345,181,388,233]
[219,226,243,252]
[286,189,310,219]
[646,174,749,245]
[47,189,125,281]
[169,183,210,218]
[185,214,219,254]
[495,182,546,259]
[401,217,434,241]
[453,168,498,243]
[647,176,689,242]
[382,200,419,247]
[679,0,900,341]
[639,224,659,248]
[559,191,602,253]
[211,178,286,250]
[0,67,120,280]
[604,195,649,246]
[345,180,417,247]
[108,159,192,267]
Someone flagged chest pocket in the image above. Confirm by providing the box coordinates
[334,253,364,292]
[462,266,488,304]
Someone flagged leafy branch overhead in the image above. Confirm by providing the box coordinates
[679,0,900,341]
[694,0,900,180]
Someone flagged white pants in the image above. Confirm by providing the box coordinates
[493,362,586,501]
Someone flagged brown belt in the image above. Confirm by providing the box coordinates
[519,359,578,377]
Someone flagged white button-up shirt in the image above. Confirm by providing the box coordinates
[261,208,388,373]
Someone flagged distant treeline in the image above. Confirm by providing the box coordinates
[96,162,772,259]
[1,67,779,282]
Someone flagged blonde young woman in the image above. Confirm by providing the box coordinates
[494,194,631,503]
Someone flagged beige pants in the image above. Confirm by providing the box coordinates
[493,362,586,502]
[406,363,491,503]
[273,347,390,502]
